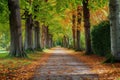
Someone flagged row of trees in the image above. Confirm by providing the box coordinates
[70,0,93,55]
[7,0,99,57]
[71,0,91,55]
[60,0,108,55]
[1,0,120,60]
[61,0,120,60]
[8,0,54,57]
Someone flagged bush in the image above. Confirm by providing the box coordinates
[91,21,111,56]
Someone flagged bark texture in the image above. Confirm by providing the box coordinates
[8,0,27,57]
[109,0,120,60]
[34,21,41,50]
[24,14,34,51]
[83,0,92,54]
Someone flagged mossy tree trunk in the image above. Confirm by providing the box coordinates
[109,0,120,60]
[8,0,27,57]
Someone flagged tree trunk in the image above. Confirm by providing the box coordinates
[8,0,27,57]
[44,26,47,48]
[109,0,120,60]
[41,25,48,48]
[24,14,34,51]
[34,21,41,50]
[63,36,69,48]
[72,12,77,49]
[50,36,53,47]
[76,6,82,51]
[64,36,67,47]
[48,34,52,48]
[33,2,42,50]
[83,0,92,54]
[46,26,49,48]
[42,26,49,48]
[41,25,45,48]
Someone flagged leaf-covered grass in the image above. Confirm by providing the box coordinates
[0,52,43,67]
[0,51,51,79]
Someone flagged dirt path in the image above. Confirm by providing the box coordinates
[33,47,98,80]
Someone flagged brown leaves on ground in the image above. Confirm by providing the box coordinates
[1,48,120,80]
[0,51,52,80]
[68,51,120,80]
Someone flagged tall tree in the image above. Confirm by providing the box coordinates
[24,0,34,51]
[72,11,77,49]
[76,5,82,51]
[33,2,42,50]
[41,25,48,48]
[109,0,120,60]
[8,0,27,57]
[24,13,34,51]
[83,0,92,54]
[34,21,41,50]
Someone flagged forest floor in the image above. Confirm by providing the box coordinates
[0,47,120,80]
